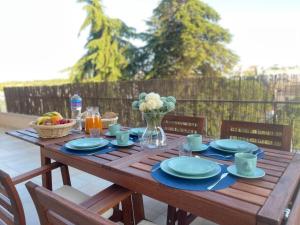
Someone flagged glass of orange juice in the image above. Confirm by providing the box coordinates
[85,107,103,136]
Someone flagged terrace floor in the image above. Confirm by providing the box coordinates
[0,128,215,225]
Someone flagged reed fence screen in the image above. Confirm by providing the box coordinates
[4,75,300,149]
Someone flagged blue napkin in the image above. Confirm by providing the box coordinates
[151,163,236,191]
[59,143,117,156]
[198,145,264,161]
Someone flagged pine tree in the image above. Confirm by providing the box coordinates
[144,0,239,78]
[70,0,136,82]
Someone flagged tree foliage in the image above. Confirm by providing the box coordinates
[70,0,137,82]
[143,0,239,78]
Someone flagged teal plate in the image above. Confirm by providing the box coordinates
[104,131,115,137]
[65,138,109,151]
[129,127,146,136]
[167,156,218,176]
[110,140,134,147]
[67,138,108,149]
[210,141,258,153]
[227,165,265,179]
[215,139,252,151]
[160,158,221,180]
[183,143,208,152]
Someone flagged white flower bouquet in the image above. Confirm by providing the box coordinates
[132,92,176,115]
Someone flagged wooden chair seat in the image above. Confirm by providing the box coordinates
[54,185,114,219]
[220,120,293,151]
[53,185,90,205]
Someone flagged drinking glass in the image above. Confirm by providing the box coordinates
[89,128,100,138]
[179,143,192,157]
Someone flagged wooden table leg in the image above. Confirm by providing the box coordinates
[60,165,71,186]
[132,193,145,224]
[178,210,188,225]
[167,206,177,225]
[40,147,52,190]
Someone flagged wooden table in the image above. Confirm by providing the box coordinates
[6,128,300,225]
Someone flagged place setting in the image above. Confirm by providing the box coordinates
[151,150,266,191]
[60,137,114,156]
[105,123,140,142]
[181,133,264,161]
[151,155,236,191]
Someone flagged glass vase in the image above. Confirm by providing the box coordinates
[141,112,166,149]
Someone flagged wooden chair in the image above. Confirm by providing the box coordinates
[220,120,293,151]
[0,162,62,225]
[286,182,300,225]
[0,163,137,225]
[162,115,205,225]
[26,181,156,225]
[162,115,206,135]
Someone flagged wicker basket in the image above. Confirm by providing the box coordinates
[30,120,76,138]
[101,117,118,129]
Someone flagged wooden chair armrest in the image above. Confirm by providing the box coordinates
[286,185,300,225]
[12,162,62,185]
[80,184,133,214]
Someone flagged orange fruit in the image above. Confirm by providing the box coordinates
[51,115,61,125]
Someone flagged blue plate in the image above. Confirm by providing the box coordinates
[65,138,109,151]
[227,165,265,179]
[160,158,221,179]
[167,156,218,176]
[110,140,134,147]
[129,127,146,136]
[183,143,208,152]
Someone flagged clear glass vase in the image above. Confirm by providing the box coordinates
[141,112,166,149]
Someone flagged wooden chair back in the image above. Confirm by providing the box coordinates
[0,170,26,225]
[162,115,206,135]
[26,181,115,225]
[220,120,292,151]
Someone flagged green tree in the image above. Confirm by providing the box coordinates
[144,0,239,78]
[70,0,137,82]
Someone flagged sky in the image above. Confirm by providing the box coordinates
[0,0,299,82]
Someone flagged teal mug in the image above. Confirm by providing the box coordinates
[116,130,130,145]
[186,134,202,150]
[235,153,257,176]
[109,123,121,135]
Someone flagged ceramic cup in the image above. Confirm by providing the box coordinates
[116,130,130,145]
[108,123,121,135]
[235,152,257,176]
[186,134,202,150]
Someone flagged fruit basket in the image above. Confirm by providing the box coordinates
[30,120,76,138]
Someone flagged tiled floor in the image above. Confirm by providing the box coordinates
[0,129,215,225]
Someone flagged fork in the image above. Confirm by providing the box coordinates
[207,173,228,190]
[204,153,233,159]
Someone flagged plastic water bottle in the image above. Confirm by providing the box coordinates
[70,94,82,131]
